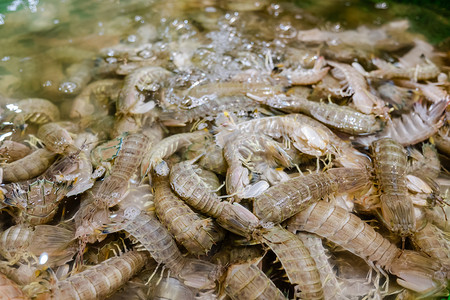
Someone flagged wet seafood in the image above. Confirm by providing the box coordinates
[1,149,57,183]
[115,211,221,290]
[249,93,384,135]
[372,138,416,236]
[141,130,208,177]
[30,250,149,300]
[0,272,29,300]
[369,57,440,81]
[118,66,171,115]
[253,167,370,224]
[287,201,448,295]
[37,122,78,155]
[0,224,76,267]
[94,133,149,208]
[327,61,386,115]
[153,161,224,256]
[224,262,286,300]
[0,140,31,163]
[262,225,324,299]
[170,158,260,238]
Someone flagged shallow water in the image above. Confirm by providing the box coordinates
[0,1,449,299]
[0,0,448,105]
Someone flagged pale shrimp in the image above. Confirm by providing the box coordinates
[170,159,260,238]
[181,81,284,103]
[357,100,447,146]
[408,143,440,180]
[395,79,449,103]
[94,133,149,208]
[296,232,349,300]
[412,222,450,269]
[1,148,57,183]
[115,211,221,290]
[0,224,76,267]
[30,250,149,300]
[223,132,292,199]
[117,66,172,115]
[2,98,60,125]
[3,179,70,225]
[183,137,227,175]
[277,56,329,85]
[372,138,416,236]
[261,225,324,299]
[434,125,450,156]
[377,83,416,113]
[369,57,440,81]
[248,93,384,135]
[327,61,386,115]
[216,113,371,168]
[152,276,196,300]
[287,201,448,295]
[0,262,38,286]
[140,130,209,178]
[153,161,224,256]
[211,244,265,267]
[224,262,286,300]
[253,168,370,224]
[0,272,29,300]
[70,79,122,119]
[0,140,31,163]
[37,122,78,155]
[160,95,264,127]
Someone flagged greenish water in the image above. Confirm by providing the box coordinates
[0,0,448,104]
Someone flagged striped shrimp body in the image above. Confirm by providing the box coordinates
[31,250,149,300]
[1,148,57,183]
[0,272,29,300]
[296,232,348,300]
[0,224,76,267]
[249,93,384,135]
[70,79,122,119]
[287,201,448,295]
[0,141,31,163]
[153,161,224,256]
[327,61,386,115]
[95,133,149,208]
[216,114,371,168]
[412,222,450,269]
[3,179,70,225]
[278,56,329,85]
[170,159,259,238]
[119,212,221,290]
[253,168,370,224]
[140,130,209,178]
[183,81,284,101]
[358,100,447,147]
[37,122,78,155]
[370,58,440,81]
[372,138,416,236]
[262,225,324,299]
[160,95,263,127]
[224,262,286,300]
[118,66,172,115]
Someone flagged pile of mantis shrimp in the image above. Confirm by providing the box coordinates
[0,1,449,299]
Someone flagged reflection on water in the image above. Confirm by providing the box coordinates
[0,0,448,105]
